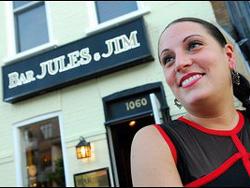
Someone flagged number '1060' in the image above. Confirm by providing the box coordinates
[125,98,148,111]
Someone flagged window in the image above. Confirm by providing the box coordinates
[13,1,49,53]
[20,117,65,187]
[86,1,149,35]
[95,1,138,23]
[225,1,250,64]
[210,1,250,65]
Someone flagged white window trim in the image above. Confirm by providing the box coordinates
[4,1,57,65]
[86,1,150,36]
[13,111,70,187]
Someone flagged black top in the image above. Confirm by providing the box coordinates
[156,111,250,187]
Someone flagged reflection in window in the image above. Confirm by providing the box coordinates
[22,117,65,187]
[13,1,49,52]
[95,1,138,23]
[13,1,30,9]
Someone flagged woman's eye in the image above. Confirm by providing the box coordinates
[163,56,175,66]
[188,41,202,51]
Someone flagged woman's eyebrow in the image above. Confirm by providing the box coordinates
[160,34,202,56]
[183,34,202,43]
[160,49,170,57]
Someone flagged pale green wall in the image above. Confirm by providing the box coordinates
[48,1,89,46]
[0,3,7,61]
[0,1,219,186]
[0,2,16,185]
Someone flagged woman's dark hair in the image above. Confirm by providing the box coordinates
[233,73,250,116]
[165,17,227,47]
[159,17,250,114]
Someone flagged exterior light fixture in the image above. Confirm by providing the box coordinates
[129,120,136,127]
[76,137,91,159]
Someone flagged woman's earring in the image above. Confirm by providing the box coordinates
[231,70,240,86]
[174,98,182,109]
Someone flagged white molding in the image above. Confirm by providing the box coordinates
[3,41,57,64]
[4,1,57,65]
[5,1,16,58]
[85,1,150,36]
[106,127,119,186]
[13,111,70,187]
[86,1,98,28]
[136,1,147,10]
[57,112,71,187]
[13,121,24,186]
[45,1,55,46]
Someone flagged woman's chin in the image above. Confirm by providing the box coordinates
[183,93,210,107]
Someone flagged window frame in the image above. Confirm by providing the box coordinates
[86,1,150,36]
[13,111,69,187]
[4,1,57,64]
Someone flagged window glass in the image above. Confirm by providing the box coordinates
[95,1,138,23]
[21,117,65,187]
[13,1,30,9]
[210,1,250,64]
[13,2,49,52]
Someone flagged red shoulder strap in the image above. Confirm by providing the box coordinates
[154,124,178,164]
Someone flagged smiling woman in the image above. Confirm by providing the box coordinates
[131,17,250,187]
[159,20,236,114]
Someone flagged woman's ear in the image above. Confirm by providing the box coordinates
[225,44,236,70]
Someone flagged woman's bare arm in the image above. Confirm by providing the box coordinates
[130,125,183,187]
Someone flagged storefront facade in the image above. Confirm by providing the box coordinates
[0,1,249,187]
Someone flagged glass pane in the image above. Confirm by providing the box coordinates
[96,1,138,23]
[22,117,65,187]
[15,3,49,52]
[13,1,31,9]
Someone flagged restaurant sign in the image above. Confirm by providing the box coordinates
[2,18,153,103]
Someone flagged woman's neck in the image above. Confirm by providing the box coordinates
[183,88,240,130]
[184,107,239,131]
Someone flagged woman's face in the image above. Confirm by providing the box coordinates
[158,21,236,110]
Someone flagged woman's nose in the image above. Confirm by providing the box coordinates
[174,53,193,72]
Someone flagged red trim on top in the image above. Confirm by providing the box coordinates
[231,135,248,155]
[154,125,177,164]
[185,153,242,187]
[178,111,244,136]
[231,135,250,176]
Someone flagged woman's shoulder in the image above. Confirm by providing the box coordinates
[132,124,162,146]
[131,124,183,186]
[132,121,183,142]
[131,124,176,157]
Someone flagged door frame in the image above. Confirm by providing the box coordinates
[102,82,169,186]
[13,111,70,187]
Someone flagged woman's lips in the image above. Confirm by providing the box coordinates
[179,73,205,88]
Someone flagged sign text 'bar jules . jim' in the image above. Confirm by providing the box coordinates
[2,18,153,103]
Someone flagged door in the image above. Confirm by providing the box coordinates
[105,92,164,187]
